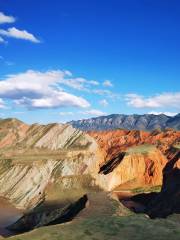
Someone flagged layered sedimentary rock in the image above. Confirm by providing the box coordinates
[88,128,180,160]
[0,118,29,148]
[88,129,180,190]
[97,145,167,190]
[0,118,179,211]
[0,119,102,209]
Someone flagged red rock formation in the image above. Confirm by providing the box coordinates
[0,118,29,148]
[97,146,167,190]
[88,129,180,190]
[88,129,180,161]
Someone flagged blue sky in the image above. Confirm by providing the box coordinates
[0,0,180,124]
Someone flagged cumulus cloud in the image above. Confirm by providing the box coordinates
[99,99,108,107]
[0,27,40,43]
[148,111,178,117]
[0,12,15,24]
[0,70,90,109]
[14,92,89,109]
[126,93,180,109]
[103,80,113,87]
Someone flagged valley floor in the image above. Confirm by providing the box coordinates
[5,192,180,240]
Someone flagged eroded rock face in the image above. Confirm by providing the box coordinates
[129,147,180,218]
[0,118,179,211]
[0,120,102,209]
[97,146,167,191]
[0,118,29,148]
[88,129,180,190]
[88,129,180,160]
[0,160,58,209]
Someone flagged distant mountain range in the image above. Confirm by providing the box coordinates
[69,113,180,131]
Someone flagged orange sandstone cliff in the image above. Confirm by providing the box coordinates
[88,129,180,190]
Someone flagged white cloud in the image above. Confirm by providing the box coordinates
[0,27,40,43]
[0,70,90,109]
[126,93,180,109]
[0,12,15,24]
[81,109,106,116]
[89,80,99,86]
[103,80,113,87]
[148,111,178,117]
[59,77,99,91]
[15,92,89,109]
[99,99,108,107]
[0,98,6,109]
[93,89,119,99]
[93,89,111,95]
[0,36,5,43]
[59,112,74,116]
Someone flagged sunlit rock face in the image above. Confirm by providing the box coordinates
[0,119,102,209]
[88,128,180,160]
[88,129,180,190]
[96,146,167,191]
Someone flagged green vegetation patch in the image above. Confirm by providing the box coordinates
[127,144,156,155]
[132,185,162,194]
[174,144,180,149]
[8,214,180,240]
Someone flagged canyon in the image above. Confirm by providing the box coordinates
[0,118,179,239]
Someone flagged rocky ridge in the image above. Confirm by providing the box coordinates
[69,113,180,131]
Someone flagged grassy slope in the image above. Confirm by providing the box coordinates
[126,144,156,155]
[8,192,180,240]
[8,214,180,240]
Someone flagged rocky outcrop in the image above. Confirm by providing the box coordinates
[0,120,102,209]
[147,150,180,218]
[88,128,180,160]
[0,160,58,209]
[0,118,29,148]
[88,128,180,190]
[129,146,180,218]
[8,195,88,233]
[97,145,167,191]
